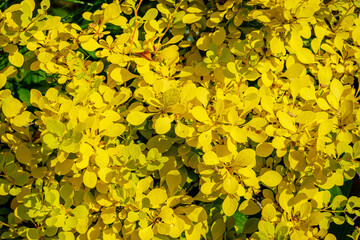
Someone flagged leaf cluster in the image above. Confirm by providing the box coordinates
[0,0,360,239]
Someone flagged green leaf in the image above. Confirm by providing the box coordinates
[26,228,40,240]
[45,190,60,206]
[233,211,248,234]
[46,119,66,137]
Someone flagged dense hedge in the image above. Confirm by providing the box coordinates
[1,0,360,239]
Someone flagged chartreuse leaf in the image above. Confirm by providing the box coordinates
[260,170,282,188]
[127,111,152,126]
[110,67,137,84]
[318,65,332,86]
[45,190,60,206]
[46,119,66,137]
[147,188,167,208]
[165,170,182,195]
[223,195,239,216]
[191,106,211,122]
[59,231,75,240]
[239,199,261,215]
[0,74,7,89]
[163,88,180,106]
[9,51,24,67]
[223,175,239,194]
[278,111,297,133]
[2,96,23,118]
[83,169,97,188]
[354,141,360,159]
[15,144,32,165]
[256,142,274,157]
[154,115,171,135]
[26,228,40,240]
[203,151,219,165]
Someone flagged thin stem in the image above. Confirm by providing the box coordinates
[0,220,11,228]
[128,0,143,60]
[251,197,263,210]
[154,0,184,55]
[332,3,355,32]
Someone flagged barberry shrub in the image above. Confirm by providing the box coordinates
[0,0,360,239]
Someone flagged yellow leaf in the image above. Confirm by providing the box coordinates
[212,27,226,46]
[238,199,261,215]
[127,111,152,126]
[229,126,247,143]
[175,122,192,138]
[101,207,116,225]
[260,170,282,187]
[318,119,333,136]
[288,149,306,171]
[318,65,332,86]
[317,98,330,110]
[290,75,309,99]
[296,48,315,64]
[278,111,297,133]
[12,111,34,127]
[353,26,360,45]
[95,148,109,168]
[279,189,293,213]
[40,0,50,10]
[181,83,196,102]
[235,149,256,168]
[16,144,32,165]
[288,31,303,51]
[9,51,24,67]
[110,67,137,84]
[261,96,274,115]
[270,36,284,54]
[203,151,219,165]
[105,123,125,138]
[326,94,339,109]
[37,51,54,63]
[2,96,23,118]
[81,38,101,51]
[284,63,306,79]
[103,3,120,22]
[163,88,180,106]
[166,170,182,195]
[154,115,171,134]
[308,212,325,226]
[330,79,343,101]
[182,13,202,24]
[199,130,212,148]
[262,204,276,221]
[222,195,239,216]
[295,111,316,125]
[256,142,274,157]
[0,74,6,89]
[271,136,286,149]
[83,169,97,189]
[246,118,267,130]
[201,181,216,195]
[195,87,209,107]
[223,175,238,194]
[185,223,202,240]
[139,225,154,240]
[300,87,316,100]
[147,188,167,208]
[191,106,211,122]
[183,205,207,222]
[324,234,337,240]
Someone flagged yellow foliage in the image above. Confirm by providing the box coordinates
[0,0,360,239]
